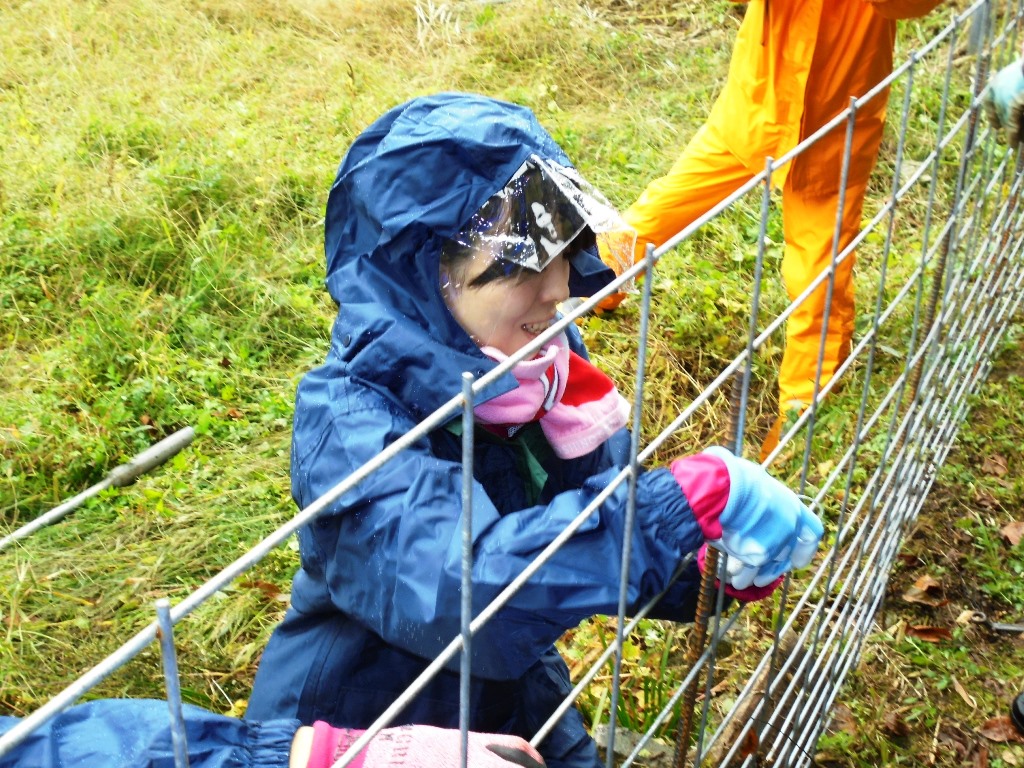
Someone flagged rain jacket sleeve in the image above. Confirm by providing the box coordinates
[0,700,299,768]
[290,377,706,682]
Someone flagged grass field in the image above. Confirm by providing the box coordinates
[2,1,1023,765]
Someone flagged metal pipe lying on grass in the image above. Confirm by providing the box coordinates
[0,426,196,554]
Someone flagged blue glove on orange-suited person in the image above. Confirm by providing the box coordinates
[670,446,824,602]
[984,57,1024,147]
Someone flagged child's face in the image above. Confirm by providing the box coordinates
[445,252,571,356]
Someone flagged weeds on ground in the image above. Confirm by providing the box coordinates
[815,333,1024,768]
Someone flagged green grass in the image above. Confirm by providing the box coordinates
[2,1,1022,764]
[0,0,742,718]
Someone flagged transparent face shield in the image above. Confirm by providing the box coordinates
[440,154,636,296]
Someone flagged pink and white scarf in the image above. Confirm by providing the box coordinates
[475,332,630,459]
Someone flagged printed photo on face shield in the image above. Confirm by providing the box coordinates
[444,155,636,276]
[439,155,637,355]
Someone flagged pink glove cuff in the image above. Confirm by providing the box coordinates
[669,453,731,539]
[697,544,783,603]
[308,722,366,768]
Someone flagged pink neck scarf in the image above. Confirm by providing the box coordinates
[475,332,630,459]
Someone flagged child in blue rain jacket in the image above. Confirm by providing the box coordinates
[246,92,823,768]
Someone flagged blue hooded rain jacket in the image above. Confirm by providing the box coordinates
[246,93,708,768]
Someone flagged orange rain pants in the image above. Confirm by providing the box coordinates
[619,0,943,407]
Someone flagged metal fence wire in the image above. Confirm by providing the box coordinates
[2,0,1024,766]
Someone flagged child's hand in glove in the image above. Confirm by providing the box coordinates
[695,542,783,603]
[306,721,546,768]
[670,446,824,598]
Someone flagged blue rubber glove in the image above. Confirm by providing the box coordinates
[984,58,1024,146]
[702,447,824,590]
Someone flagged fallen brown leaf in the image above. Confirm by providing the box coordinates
[975,487,1000,510]
[242,580,289,603]
[956,609,980,626]
[902,574,948,607]
[1001,521,1024,546]
[953,677,977,709]
[905,625,953,642]
[978,716,1024,743]
[883,710,911,737]
[831,702,858,737]
[982,454,1009,476]
[937,728,970,762]
[709,679,733,696]
[738,728,759,759]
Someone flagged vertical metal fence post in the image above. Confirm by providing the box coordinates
[459,372,477,768]
[607,242,657,768]
[735,155,776,456]
[692,155,777,768]
[155,599,190,768]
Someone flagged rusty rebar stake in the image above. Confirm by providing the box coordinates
[672,375,746,768]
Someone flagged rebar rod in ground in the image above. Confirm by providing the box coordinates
[671,371,746,768]
[671,550,719,768]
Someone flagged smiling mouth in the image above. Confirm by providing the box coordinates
[522,318,554,335]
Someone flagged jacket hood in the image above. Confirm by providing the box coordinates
[321,92,613,420]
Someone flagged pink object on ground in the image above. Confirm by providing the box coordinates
[307,722,546,768]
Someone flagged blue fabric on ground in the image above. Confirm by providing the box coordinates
[0,699,299,768]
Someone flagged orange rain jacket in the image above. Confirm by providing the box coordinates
[712,0,944,195]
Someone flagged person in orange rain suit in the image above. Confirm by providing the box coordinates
[601,0,944,458]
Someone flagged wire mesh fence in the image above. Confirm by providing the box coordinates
[2,0,1024,766]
